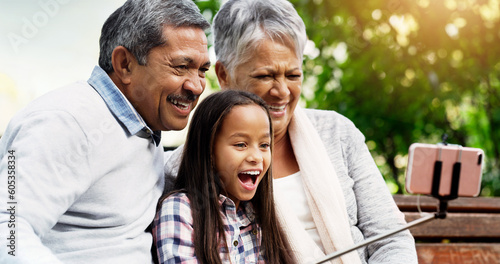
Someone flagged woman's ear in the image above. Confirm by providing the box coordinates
[111,46,135,85]
[215,61,230,89]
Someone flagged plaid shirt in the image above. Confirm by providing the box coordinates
[153,192,265,263]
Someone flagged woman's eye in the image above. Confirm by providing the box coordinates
[260,143,270,149]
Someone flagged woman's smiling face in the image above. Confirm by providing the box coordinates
[221,38,302,140]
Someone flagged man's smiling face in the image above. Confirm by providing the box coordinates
[126,25,210,131]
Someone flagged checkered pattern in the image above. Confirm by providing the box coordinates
[153,192,265,263]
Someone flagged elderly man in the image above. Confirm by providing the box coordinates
[0,0,210,263]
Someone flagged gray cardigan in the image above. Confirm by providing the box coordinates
[163,108,418,263]
[303,108,417,263]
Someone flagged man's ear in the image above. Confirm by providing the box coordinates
[215,61,230,89]
[111,46,135,85]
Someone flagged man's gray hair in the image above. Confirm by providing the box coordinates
[99,0,210,73]
[213,0,307,76]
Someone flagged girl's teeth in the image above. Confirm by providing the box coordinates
[241,171,260,175]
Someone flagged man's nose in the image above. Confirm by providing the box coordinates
[183,73,204,95]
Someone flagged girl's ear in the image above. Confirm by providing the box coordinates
[215,61,230,89]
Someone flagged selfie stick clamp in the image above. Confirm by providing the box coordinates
[433,134,462,218]
[314,135,462,264]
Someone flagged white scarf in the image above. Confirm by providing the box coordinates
[274,107,362,264]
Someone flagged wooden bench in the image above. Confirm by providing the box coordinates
[393,194,500,264]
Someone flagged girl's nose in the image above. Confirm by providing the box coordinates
[246,148,263,164]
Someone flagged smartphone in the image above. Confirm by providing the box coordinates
[405,143,484,197]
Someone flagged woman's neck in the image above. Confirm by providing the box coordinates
[272,132,299,179]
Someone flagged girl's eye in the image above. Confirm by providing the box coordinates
[260,143,270,149]
[234,143,246,148]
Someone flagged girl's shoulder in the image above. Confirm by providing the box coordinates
[161,191,190,205]
[158,192,193,219]
[164,191,189,200]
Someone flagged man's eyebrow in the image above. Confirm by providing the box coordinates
[172,57,193,64]
[172,57,211,68]
[202,61,211,68]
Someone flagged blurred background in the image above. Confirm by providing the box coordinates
[1,0,499,196]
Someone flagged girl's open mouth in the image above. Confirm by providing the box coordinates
[238,170,260,190]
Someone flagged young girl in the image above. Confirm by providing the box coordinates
[153,90,296,264]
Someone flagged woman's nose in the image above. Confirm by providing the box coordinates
[270,78,290,98]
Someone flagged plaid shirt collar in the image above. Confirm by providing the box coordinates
[219,195,256,225]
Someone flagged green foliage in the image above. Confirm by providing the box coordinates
[195,0,500,196]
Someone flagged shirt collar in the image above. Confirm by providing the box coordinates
[219,195,256,224]
[87,66,161,146]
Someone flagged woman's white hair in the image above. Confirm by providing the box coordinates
[213,0,307,76]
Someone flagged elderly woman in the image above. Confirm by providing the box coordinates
[165,0,418,263]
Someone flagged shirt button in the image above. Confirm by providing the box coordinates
[233,240,238,247]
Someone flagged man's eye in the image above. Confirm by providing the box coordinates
[199,68,209,77]
[255,75,271,79]
[176,65,188,70]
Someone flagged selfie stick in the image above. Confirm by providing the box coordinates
[315,137,461,264]
[314,213,435,264]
